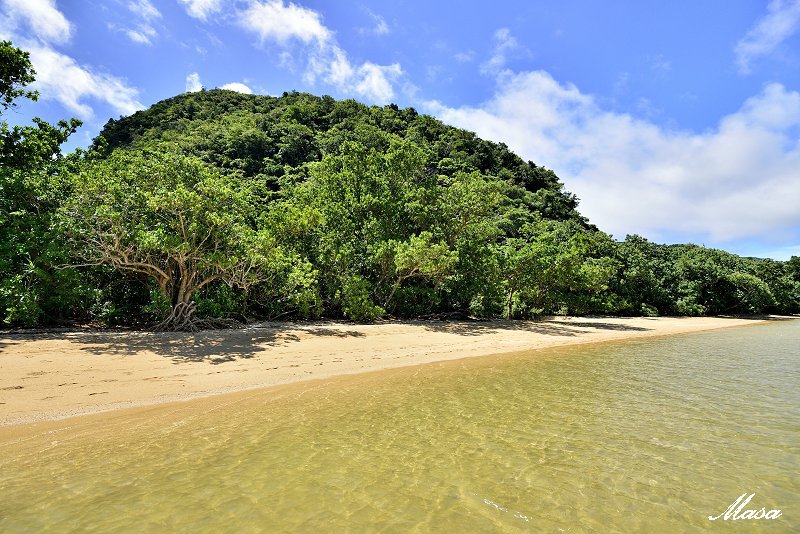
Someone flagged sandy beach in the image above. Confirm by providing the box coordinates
[0,316,781,425]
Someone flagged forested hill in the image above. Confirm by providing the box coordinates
[2,48,799,328]
[94,89,588,226]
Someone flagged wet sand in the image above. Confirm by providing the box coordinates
[0,316,779,425]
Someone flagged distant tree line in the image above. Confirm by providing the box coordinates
[2,40,798,329]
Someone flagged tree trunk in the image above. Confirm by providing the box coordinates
[151,264,233,331]
[506,288,515,319]
[154,266,199,331]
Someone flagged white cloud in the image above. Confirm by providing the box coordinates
[239,0,330,45]
[427,71,800,244]
[125,25,157,45]
[128,0,160,21]
[1,0,72,44]
[111,0,160,45]
[359,12,389,36]
[302,45,401,103]
[455,51,474,63]
[324,46,354,86]
[613,72,630,95]
[220,82,253,94]
[236,1,402,103]
[354,62,402,102]
[735,0,800,74]
[371,14,389,35]
[26,43,143,118]
[185,74,253,95]
[178,0,223,21]
[185,72,202,92]
[481,28,519,75]
[1,1,142,118]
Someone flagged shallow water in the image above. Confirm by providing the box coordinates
[1,320,798,532]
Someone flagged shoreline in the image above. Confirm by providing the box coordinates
[0,316,792,427]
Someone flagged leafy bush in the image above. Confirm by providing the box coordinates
[195,283,245,319]
[640,303,659,317]
[339,277,384,322]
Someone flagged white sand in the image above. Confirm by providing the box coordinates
[0,316,777,425]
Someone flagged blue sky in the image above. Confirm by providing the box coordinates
[2,0,799,260]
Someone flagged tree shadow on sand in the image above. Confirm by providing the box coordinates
[0,319,652,362]
[416,318,651,337]
[1,324,365,365]
[0,328,74,353]
[0,337,17,353]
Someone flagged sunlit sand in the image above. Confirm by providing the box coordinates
[0,316,781,425]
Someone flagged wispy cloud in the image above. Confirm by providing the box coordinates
[354,62,402,102]
[480,28,519,75]
[735,0,800,74]
[454,51,474,63]
[123,25,157,45]
[178,0,223,21]
[235,0,404,103]
[1,0,142,118]
[359,12,389,36]
[27,43,143,117]
[305,44,403,102]
[121,0,161,45]
[427,71,800,245]
[1,0,72,44]
[185,72,202,92]
[127,0,160,22]
[649,54,671,76]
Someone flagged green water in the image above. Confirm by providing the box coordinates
[1,320,798,532]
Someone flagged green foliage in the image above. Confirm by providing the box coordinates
[614,235,674,315]
[613,240,796,317]
[194,283,245,320]
[142,285,172,319]
[2,54,796,326]
[87,273,153,326]
[724,272,775,313]
[60,148,291,328]
[0,40,85,326]
[676,297,705,317]
[752,258,800,314]
[674,247,766,315]
[339,276,384,322]
[0,40,38,110]
[640,303,659,317]
[500,220,622,318]
[245,250,322,320]
[95,89,587,224]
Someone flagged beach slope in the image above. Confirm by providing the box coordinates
[0,316,778,425]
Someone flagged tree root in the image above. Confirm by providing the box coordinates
[152,302,245,331]
[416,311,480,321]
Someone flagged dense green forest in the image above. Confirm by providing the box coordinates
[2,40,799,329]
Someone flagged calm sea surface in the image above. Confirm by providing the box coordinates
[1,320,798,532]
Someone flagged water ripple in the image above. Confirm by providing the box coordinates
[1,320,798,532]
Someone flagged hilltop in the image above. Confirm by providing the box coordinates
[95,89,589,225]
[3,79,798,327]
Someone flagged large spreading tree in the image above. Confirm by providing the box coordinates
[61,148,286,330]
